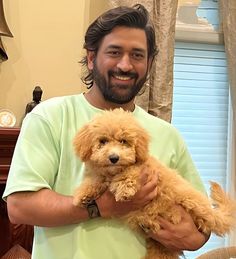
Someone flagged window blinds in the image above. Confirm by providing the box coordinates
[172,42,229,258]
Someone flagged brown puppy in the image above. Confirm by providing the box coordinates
[73,109,236,259]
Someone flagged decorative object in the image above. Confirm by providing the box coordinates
[0,0,13,61]
[25,86,43,115]
[0,37,7,61]
[0,109,16,127]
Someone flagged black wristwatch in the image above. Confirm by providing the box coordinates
[86,199,101,219]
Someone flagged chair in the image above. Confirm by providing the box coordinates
[196,246,236,259]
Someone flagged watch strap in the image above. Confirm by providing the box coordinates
[86,199,101,219]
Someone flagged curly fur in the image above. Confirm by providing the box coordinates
[73,108,236,259]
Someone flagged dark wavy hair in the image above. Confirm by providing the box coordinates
[80,4,158,88]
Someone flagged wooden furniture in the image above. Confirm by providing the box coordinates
[0,127,20,183]
[0,127,33,257]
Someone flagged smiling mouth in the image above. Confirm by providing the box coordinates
[113,75,134,81]
[109,70,137,82]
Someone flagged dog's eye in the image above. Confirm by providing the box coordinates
[120,139,128,145]
[99,138,108,145]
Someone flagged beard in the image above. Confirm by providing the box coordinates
[92,61,148,104]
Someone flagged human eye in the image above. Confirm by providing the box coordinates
[106,50,121,57]
[132,52,145,60]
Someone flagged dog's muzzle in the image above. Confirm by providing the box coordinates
[109,154,119,164]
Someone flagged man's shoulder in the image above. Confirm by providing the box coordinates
[21,93,88,130]
[33,94,82,112]
[134,106,185,149]
[135,106,175,131]
[26,93,88,120]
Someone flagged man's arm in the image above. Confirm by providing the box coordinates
[7,169,158,227]
[7,189,89,227]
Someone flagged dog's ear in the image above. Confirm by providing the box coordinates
[135,128,150,163]
[73,124,93,161]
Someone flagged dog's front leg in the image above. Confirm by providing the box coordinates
[73,176,107,207]
[109,166,141,202]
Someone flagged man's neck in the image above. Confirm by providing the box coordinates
[84,86,135,112]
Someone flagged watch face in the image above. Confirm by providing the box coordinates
[0,109,16,127]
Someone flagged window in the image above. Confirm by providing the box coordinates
[172,42,229,258]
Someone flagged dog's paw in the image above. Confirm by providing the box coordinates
[81,196,93,205]
[110,180,138,201]
[114,184,138,201]
[73,195,93,207]
[138,216,161,234]
[115,188,137,201]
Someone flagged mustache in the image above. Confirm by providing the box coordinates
[108,69,138,79]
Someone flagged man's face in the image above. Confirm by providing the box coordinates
[88,26,150,104]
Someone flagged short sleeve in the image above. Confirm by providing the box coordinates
[175,144,206,194]
[3,113,60,200]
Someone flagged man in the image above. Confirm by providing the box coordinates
[3,4,209,259]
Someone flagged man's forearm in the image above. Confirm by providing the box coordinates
[6,172,158,227]
[7,189,89,227]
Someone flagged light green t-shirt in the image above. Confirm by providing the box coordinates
[3,93,205,259]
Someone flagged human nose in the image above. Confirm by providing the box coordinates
[116,54,133,72]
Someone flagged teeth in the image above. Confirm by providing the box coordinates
[114,75,131,81]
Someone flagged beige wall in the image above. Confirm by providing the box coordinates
[0,0,108,126]
[89,0,109,22]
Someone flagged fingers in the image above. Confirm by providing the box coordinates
[139,167,158,185]
[135,171,158,205]
[157,216,175,231]
[146,216,184,251]
[176,205,192,220]
[131,167,158,207]
[139,167,149,184]
[142,186,158,205]
[141,167,158,190]
[148,228,181,252]
[156,206,194,232]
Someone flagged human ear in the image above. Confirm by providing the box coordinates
[87,51,96,70]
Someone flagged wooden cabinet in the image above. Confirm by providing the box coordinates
[0,127,20,183]
[0,128,33,257]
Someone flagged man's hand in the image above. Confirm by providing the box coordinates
[148,205,210,251]
[97,167,158,218]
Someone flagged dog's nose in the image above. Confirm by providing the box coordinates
[109,154,119,164]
